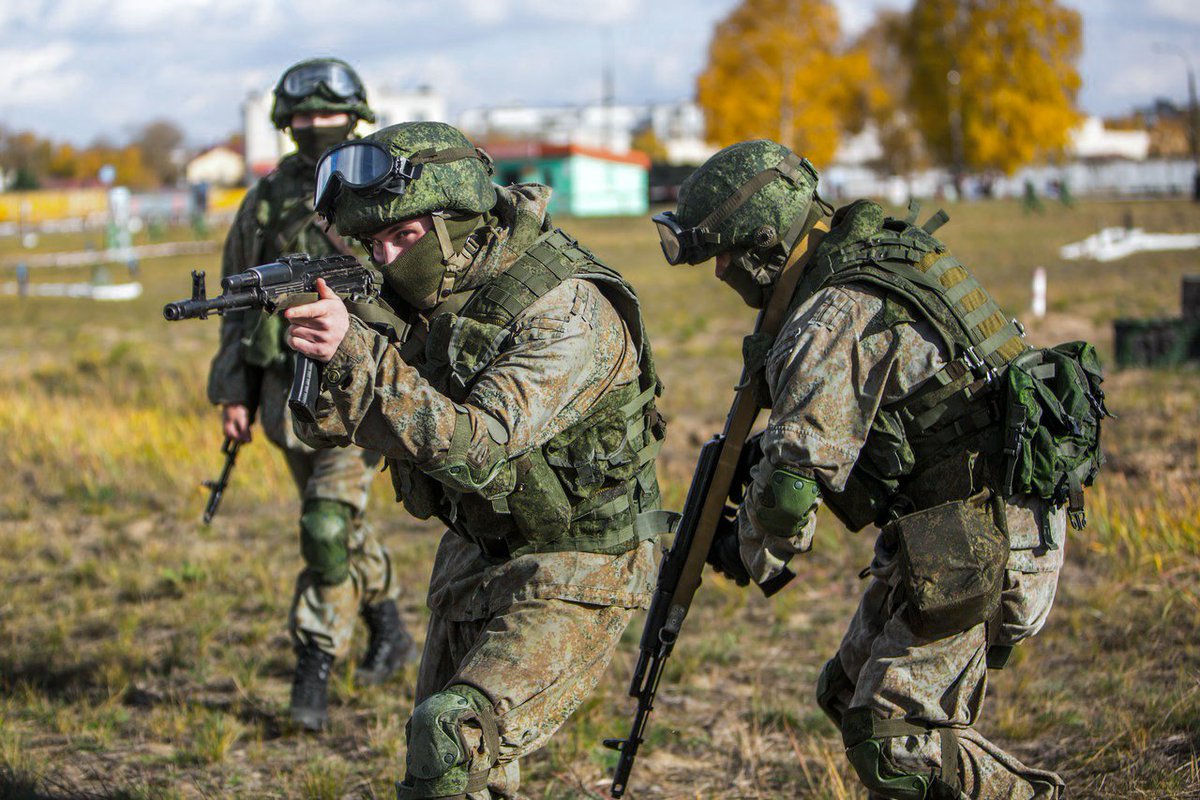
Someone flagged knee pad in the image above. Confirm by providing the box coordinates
[397,684,498,800]
[841,707,961,800]
[299,499,353,585]
[815,656,854,728]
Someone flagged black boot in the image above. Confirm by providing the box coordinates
[357,600,415,686]
[290,643,335,731]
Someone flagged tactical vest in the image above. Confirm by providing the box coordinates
[388,229,671,560]
[787,200,1029,531]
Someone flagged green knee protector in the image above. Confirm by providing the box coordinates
[299,499,353,585]
[815,656,854,728]
[755,467,821,539]
[845,738,931,800]
[397,684,499,800]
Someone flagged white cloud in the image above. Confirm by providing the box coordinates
[0,42,83,105]
[1148,0,1200,26]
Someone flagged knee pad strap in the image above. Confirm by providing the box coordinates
[841,707,961,800]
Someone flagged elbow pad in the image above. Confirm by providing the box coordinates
[755,467,821,539]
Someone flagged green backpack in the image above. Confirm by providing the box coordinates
[999,341,1111,530]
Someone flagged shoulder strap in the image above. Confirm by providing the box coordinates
[460,228,589,328]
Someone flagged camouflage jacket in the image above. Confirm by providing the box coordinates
[296,185,657,619]
[207,152,364,407]
[738,282,1065,585]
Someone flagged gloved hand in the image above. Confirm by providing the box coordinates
[705,507,751,587]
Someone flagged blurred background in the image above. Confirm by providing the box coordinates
[1,2,1198,799]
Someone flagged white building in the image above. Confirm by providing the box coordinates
[1069,116,1152,161]
[185,145,245,187]
[458,100,716,165]
[243,86,447,178]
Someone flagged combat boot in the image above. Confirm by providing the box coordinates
[290,642,335,731]
[356,599,415,686]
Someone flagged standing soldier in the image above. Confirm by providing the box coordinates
[282,121,672,798]
[206,59,414,731]
[652,139,1100,799]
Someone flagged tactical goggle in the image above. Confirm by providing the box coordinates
[654,153,821,266]
[280,62,364,100]
[652,211,721,266]
[314,140,492,217]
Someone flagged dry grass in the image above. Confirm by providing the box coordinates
[0,200,1198,798]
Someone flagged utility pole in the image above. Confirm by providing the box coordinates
[1155,43,1200,202]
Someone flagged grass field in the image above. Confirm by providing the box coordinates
[0,198,1198,799]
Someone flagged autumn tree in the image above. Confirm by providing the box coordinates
[851,10,929,176]
[696,0,876,167]
[133,119,185,186]
[901,0,1082,175]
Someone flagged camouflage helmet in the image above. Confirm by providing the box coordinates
[326,121,496,238]
[270,58,375,130]
[657,140,827,307]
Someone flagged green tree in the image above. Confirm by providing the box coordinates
[696,0,876,167]
[902,0,1082,175]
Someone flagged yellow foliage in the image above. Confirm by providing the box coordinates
[696,0,875,167]
[903,0,1082,174]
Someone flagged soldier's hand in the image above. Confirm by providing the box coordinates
[706,508,751,587]
[222,403,252,443]
[285,278,349,363]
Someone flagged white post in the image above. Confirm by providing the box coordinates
[1031,267,1047,320]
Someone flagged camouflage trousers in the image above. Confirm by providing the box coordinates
[260,368,400,659]
[414,597,634,799]
[826,497,1067,799]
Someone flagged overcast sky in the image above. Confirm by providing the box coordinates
[1,0,1198,146]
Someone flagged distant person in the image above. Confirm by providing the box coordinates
[652,139,1106,799]
[206,58,414,731]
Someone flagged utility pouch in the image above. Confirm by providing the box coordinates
[506,449,573,549]
[892,490,1008,639]
[1000,341,1110,530]
[240,310,288,369]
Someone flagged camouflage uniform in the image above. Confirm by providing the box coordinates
[742,282,1065,798]
[207,153,400,658]
[298,171,665,797]
[656,140,1071,799]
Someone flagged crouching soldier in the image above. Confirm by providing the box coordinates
[284,121,672,797]
[653,139,1105,799]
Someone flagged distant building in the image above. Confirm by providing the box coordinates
[459,101,715,166]
[487,142,649,217]
[1069,116,1151,161]
[243,86,447,178]
[185,144,245,187]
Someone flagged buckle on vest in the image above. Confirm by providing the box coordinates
[963,346,997,385]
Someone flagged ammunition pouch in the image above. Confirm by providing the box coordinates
[889,489,1008,639]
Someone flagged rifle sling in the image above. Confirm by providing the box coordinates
[668,222,828,616]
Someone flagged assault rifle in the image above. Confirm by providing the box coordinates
[603,222,827,798]
[163,253,383,425]
[202,437,241,524]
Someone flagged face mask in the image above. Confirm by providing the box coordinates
[719,251,770,309]
[375,215,484,310]
[292,122,355,163]
[376,231,445,310]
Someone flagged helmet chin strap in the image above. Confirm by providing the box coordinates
[430,212,486,303]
